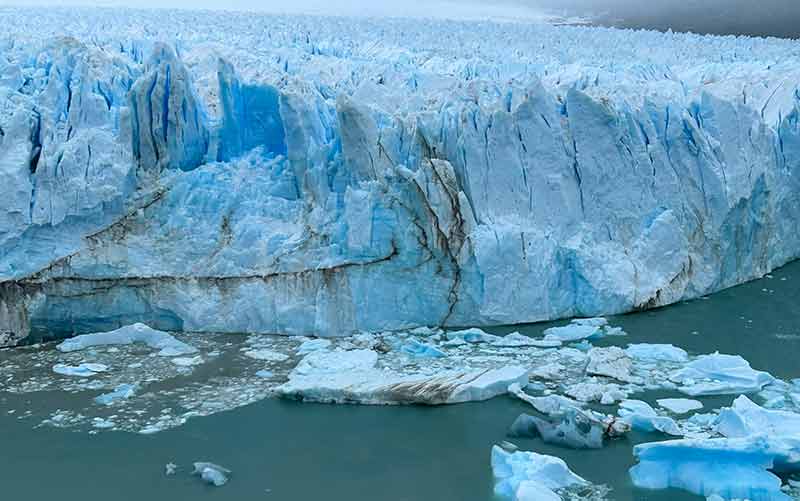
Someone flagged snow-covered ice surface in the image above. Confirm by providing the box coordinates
[3,7,800,344]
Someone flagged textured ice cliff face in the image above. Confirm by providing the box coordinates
[2,7,800,345]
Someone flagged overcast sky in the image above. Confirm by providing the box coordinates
[2,0,799,38]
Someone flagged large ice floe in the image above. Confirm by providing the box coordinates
[3,7,800,345]
[630,395,800,500]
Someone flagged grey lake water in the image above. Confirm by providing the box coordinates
[1,261,799,501]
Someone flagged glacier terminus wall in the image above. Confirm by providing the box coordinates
[2,7,800,345]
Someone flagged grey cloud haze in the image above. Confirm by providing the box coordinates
[3,0,800,38]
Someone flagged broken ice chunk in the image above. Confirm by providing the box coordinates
[400,339,446,358]
[586,346,642,383]
[618,400,681,436]
[297,338,332,354]
[491,445,586,500]
[192,462,231,487]
[444,328,501,344]
[509,412,605,449]
[543,323,602,343]
[630,436,796,501]
[492,332,561,348]
[94,383,137,405]
[625,343,688,362]
[243,349,289,362]
[717,395,800,438]
[53,363,109,377]
[669,353,774,396]
[57,323,197,357]
[165,463,177,475]
[657,398,703,414]
[171,356,204,367]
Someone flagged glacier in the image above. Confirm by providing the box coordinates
[3,6,800,345]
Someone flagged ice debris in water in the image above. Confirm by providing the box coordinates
[52,363,109,377]
[491,445,587,501]
[585,347,642,383]
[57,324,197,357]
[444,328,502,345]
[669,353,774,396]
[276,349,528,405]
[625,343,688,362]
[400,339,446,358]
[296,339,332,355]
[242,349,289,362]
[542,318,625,344]
[618,400,681,436]
[192,462,231,487]
[631,396,800,500]
[657,398,703,414]
[94,383,137,405]
[508,383,628,449]
[165,463,177,476]
[716,395,800,438]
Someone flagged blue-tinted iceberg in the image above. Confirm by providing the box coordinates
[669,353,774,396]
[57,323,197,357]
[491,445,588,500]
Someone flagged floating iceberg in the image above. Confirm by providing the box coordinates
[53,363,109,377]
[400,339,446,358]
[716,395,800,438]
[630,436,799,501]
[94,383,137,405]
[3,7,800,345]
[276,349,528,404]
[491,445,586,501]
[626,344,689,363]
[57,324,197,357]
[669,353,774,396]
[192,462,231,487]
[657,398,703,414]
[618,400,681,436]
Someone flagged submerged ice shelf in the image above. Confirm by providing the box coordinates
[3,7,800,343]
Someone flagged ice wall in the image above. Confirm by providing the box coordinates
[2,7,800,344]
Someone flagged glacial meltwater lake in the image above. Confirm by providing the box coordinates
[1,261,799,501]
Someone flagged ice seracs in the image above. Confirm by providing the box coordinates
[4,7,800,344]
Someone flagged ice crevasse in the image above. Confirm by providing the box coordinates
[3,7,800,345]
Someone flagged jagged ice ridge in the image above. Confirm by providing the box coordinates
[2,7,800,345]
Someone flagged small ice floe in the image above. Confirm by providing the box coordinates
[53,363,109,377]
[192,462,231,487]
[57,323,197,357]
[716,395,800,438]
[507,383,628,448]
[276,349,528,405]
[625,343,688,362]
[400,339,446,358]
[586,346,642,383]
[631,396,800,499]
[491,445,587,501]
[94,383,137,405]
[171,356,204,367]
[618,400,681,436]
[243,349,289,362]
[91,417,116,429]
[165,463,177,475]
[542,317,625,344]
[565,378,629,404]
[669,353,774,396]
[444,328,501,345]
[297,338,331,355]
[630,436,797,501]
[492,332,562,348]
[657,398,703,414]
[255,370,274,378]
